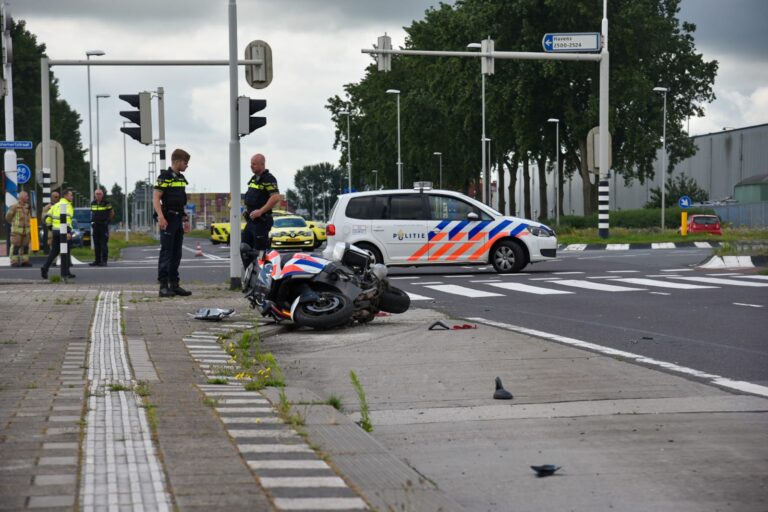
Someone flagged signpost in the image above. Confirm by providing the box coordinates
[542,33,601,53]
[16,162,30,184]
[679,195,692,236]
[0,140,32,150]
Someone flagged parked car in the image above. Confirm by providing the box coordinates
[269,215,315,250]
[680,214,722,235]
[70,219,84,248]
[325,186,557,273]
[73,207,92,245]
[306,220,327,248]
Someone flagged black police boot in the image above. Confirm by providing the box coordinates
[170,281,192,296]
[159,281,175,298]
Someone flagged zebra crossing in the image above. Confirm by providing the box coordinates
[397,271,768,301]
[183,326,369,511]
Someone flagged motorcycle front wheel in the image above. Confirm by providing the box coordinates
[293,291,354,329]
[378,286,411,314]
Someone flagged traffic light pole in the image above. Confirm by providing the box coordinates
[228,0,242,289]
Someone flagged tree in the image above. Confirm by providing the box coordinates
[110,183,125,225]
[287,163,345,221]
[327,0,716,217]
[0,19,89,213]
[645,174,709,209]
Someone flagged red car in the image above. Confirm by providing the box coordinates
[683,214,722,235]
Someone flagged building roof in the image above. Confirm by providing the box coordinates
[735,173,768,187]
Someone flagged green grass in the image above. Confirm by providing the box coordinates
[67,232,158,261]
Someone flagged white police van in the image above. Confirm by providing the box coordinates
[324,184,557,273]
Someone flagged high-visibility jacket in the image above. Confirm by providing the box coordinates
[46,198,74,232]
[5,202,31,235]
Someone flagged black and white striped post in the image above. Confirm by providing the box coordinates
[59,204,69,278]
[598,179,610,238]
[42,167,51,253]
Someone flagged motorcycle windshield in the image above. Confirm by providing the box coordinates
[257,262,274,288]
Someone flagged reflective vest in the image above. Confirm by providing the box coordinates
[245,170,279,213]
[46,198,74,232]
[154,168,188,212]
[90,199,112,223]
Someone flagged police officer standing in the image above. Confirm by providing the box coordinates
[153,148,192,298]
[243,153,281,257]
[89,188,114,266]
[41,188,75,279]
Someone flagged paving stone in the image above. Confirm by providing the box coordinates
[27,494,76,508]
[33,474,77,486]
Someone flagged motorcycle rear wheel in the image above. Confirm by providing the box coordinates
[378,286,411,314]
[293,291,354,329]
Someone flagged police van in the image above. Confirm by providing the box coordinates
[324,184,557,273]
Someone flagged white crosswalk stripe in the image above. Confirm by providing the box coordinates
[669,276,768,287]
[487,282,573,295]
[548,279,646,292]
[406,292,433,301]
[610,278,717,290]
[424,284,504,298]
[734,275,768,281]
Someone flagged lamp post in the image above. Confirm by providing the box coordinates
[95,93,110,189]
[433,152,442,189]
[653,86,668,230]
[372,170,378,190]
[467,42,487,205]
[85,49,105,249]
[386,89,402,189]
[339,110,352,193]
[122,121,130,241]
[547,118,560,226]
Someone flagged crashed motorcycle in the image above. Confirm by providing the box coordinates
[240,242,410,329]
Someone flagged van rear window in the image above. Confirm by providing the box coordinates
[345,196,389,219]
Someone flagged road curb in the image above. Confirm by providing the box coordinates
[559,241,722,251]
[698,255,766,269]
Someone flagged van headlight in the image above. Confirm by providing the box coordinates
[526,225,555,237]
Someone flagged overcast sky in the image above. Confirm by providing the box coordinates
[9,0,768,195]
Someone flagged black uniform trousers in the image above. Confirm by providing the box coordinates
[242,216,273,253]
[92,222,109,264]
[157,212,184,284]
[42,233,72,276]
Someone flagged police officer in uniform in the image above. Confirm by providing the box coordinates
[41,188,76,279]
[153,148,192,298]
[243,153,281,259]
[89,188,114,266]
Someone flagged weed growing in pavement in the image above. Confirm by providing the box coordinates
[135,381,151,397]
[26,383,38,389]
[50,275,61,283]
[54,296,84,305]
[203,397,219,408]
[222,329,284,390]
[276,388,305,428]
[108,384,131,392]
[350,370,372,433]
[206,378,229,385]
[1,339,17,345]
[327,395,343,411]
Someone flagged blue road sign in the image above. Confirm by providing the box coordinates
[17,163,32,184]
[0,141,33,150]
[679,195,692,208]
[542,33,601,53]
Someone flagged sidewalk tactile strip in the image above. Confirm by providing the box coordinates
[81,291,171,511]
[188,327,369,511]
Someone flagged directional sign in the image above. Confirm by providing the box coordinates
[542,33,601,53]
[16,163,31,184]
[0,140,33,150]
[678,195,692,208]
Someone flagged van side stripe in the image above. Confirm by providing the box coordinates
[469,232,506,260]
[429,220,451,241]
[449,221,469,240]
[408,243,432,261]
[468,221,491,240]
[510,223,527,236]
[446,242,476,261]
[428,243,455,260]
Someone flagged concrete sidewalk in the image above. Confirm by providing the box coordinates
[1,280,766,511]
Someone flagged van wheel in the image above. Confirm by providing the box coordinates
[353,242,383,265]
[490,240,526,273]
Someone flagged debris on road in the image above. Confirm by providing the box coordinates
[493,376,513,400]
[190,308,235,321]
[530,465,561,477]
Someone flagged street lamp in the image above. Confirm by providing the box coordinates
[386,89,402,189]
[371,170,378,190]
[95,93,110,189]
[339,110,352,193]
[653,86,668,230]
[467,42,487,205]
[547,118,560,226]
[86,49,105,249]
[432,152,442,189]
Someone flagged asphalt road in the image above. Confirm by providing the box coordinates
[4,240,766,388]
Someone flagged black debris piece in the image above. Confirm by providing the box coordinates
[493,376,513,400]
[428,320,450,331]
[191,308,236,322]
[530,465,561,477]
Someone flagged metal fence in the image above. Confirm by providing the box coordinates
[713,202,768,228]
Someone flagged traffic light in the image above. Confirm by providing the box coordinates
[237,96,267,137]
[119,92,152,145]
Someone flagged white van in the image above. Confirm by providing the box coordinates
[324,187,557,273]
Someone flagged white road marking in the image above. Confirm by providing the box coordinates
[389,276,417,280]
[649,292,672,296]
[552,279,645,292]
[706,272,741,276]
[734,303,764,308]
[587,276,617,279]
[273,497,368,510]
[661,268,694,272]
[487,282,573,295]
[529,277,562,281]
[237,444,313,453]
[406,292,433,301]
[466,317,768,398]
[552,271,585,275]
[645,274,680,278]
[563,244,587,251]
[670,276,768,287]
[247,460,329,469]
[260,477,348,488]
[606,270,640,273]
[734,275,768,281]
[417,281,444,286]
[652,242,676,249]
[425,284,504,298]
[470,279,501,283]
[606,244,630,250]
[610,278,717,290]
[694,242,713,248]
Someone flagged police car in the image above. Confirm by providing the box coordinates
[324,184,557,273]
